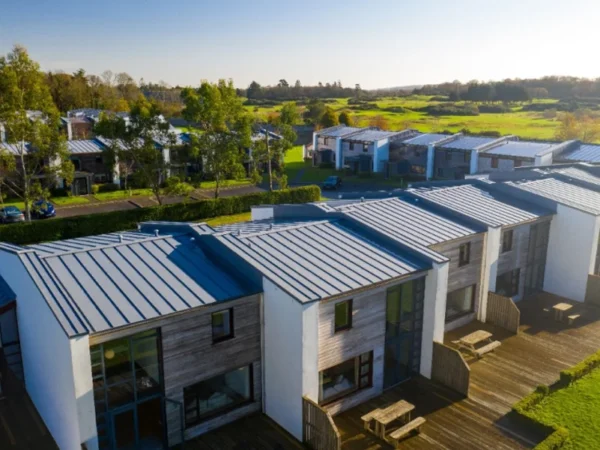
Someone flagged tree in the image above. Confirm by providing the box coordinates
[0,45,74,220]
[555,112,600,142]
[338,111,352,126]
[181,80,252,198]
[95,97,175,205]
[369,115,389,130]
[319,107,339,128]
[253,102,298,191]
[303,99,326,125]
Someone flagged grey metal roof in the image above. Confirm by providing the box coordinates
[546,167,600,186]
[324,198,478,262]
[27,232,157,256]
[507,178,600,215]
[317,126,362,138]
[0,274,16,308]
[439,136,496,150]
[484,141,553,159]
[409,184,546,227]
[343,129,403,143]
[401,133,449,147]
[214,220,426,303]
[562,144,600,163]
[20,234,255,337]
[67,140,106,154]
[0,142,34,155]
[214,219,317,234]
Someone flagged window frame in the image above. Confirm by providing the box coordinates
[362,143,369,153]
[334,299,353,333]
[211,308,234,344]
[463,151,469,163]
[349,142,355,151]
[183,364,254,428]
[496,268,521,297]
[445,151,452,161]
[502,229,514,253]
[491,157,499,168]
[445,285,476,322]
[459,242,471,267]
[319,351,373,405]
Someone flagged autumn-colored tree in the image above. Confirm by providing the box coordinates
[555,112,600,142]
[369,115,390,130]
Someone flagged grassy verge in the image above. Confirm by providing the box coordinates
[51,196,90,206]
[0,201,25,210]
[93,189,154,202]
[197,179,253,190]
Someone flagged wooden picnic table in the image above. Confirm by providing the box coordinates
[366,400,415,439]
[552,302,573,322]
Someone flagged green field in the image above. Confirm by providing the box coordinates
[251,95,563,140]
[93,188,155,202]
[526,369,600,449]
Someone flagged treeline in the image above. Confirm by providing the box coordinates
[44,70,183,116]
[414,76,600,102]
[239,80,365,103]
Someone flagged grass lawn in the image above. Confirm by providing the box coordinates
[204,212,251,227]
[197,179,253,190]
[51,196,90,206]
[527,369,600,449]
[251,96,570,141]
[0,200,25,210]
[93,189,154,202]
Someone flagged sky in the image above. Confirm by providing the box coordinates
[1,0,600,90]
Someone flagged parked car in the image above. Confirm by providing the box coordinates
[0,206,25,224]
[32,200,56,219]
[323,175,342,190]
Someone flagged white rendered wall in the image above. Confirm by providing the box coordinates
[469,149,478,174]
[262,278,318,441]
[373,140,389,173]
[426,144,435,180]
[420,262,449,378]
[335,137,343,169]
[0,251,83,450]
[480,226,502,321]
[544,204,600,302]
[535,153,553,166]
[71,336,98,450]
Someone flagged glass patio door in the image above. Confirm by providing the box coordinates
[109,397,164,450]
[110,406,136,450]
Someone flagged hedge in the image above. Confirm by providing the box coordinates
[559,349,600,385]
[0,185,321,245]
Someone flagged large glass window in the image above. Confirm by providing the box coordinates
[502,229,514,253]
[319,352,372,405]
[184,365,253,427]
[90,329,163,450]
[496,269,520,297]
[459,242,471,267]
[446,285,475,322]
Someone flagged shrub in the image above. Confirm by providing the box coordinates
[559,350,600,385]
[383,106,408,113]
[535,428,571,450]
[97,183,120,193]
[423,104,480,116]
[479,104,511,113]
[49,187,69,198]
[513,385,550,415]
[91,185,100,195]
[0,186,321,245]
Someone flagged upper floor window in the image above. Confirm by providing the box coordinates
[212,308,234,343]
[502,229,514,253]
[446,151,452,161]
[334,299,352,332]
[514,159,522,168]
[491,157,499,168]
[349,142,355,151]
[459,242,471,267]
[463,152,469,163]
[362,144,369,153]
[323,137,329,146]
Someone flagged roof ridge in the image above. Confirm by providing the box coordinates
[217,219,334,239]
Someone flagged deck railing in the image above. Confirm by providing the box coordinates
[431,342,470,397]
[487,291,520,334]
[302,396,341,450]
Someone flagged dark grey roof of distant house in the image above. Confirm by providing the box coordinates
[317,125,362,138]
[409,183,550,227]
[543,167,600,186]
[401,133,450,147]
[213,219,426,303]
[27,232,157,256]
[0,143,34,155]
[561,143,600,163]
[18,233,256,337]
[66,140,106,154]
[483,141,554,159]
[323,197,480,262]
[507,177,600,215]
[0,274,16,308]
[439,136,496,150]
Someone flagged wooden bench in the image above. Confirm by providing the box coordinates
[473,340,501,358]
[361,409,383,433]
[388,417,426,446]
[568,314,581,325]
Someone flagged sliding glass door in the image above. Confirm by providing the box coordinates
[383,278,425,389]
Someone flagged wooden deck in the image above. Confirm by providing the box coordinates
[333,293,600,449]
[0,351,58,450]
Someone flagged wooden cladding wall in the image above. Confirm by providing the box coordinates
[497,223,533,299]
[431,342,470,397]
[431,234,484,294]
[585,274,600,306]
[303,396,341,450]
[160,294,262,446]
[487,292,520,334]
